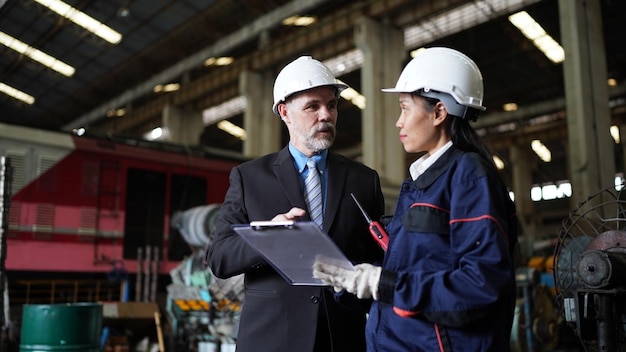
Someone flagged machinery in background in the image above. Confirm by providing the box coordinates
[553,186,626,351]
[166,205,244,352]
[511,255,562,352]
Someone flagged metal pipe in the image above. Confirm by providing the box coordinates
[151,246,159,303]
[0,156,12,352]
[136,247,143,302]
[143,246,151,302]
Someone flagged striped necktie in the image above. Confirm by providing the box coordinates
[305,159,323,226]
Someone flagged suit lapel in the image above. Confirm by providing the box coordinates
[273,147,309,215]
[323,153,347,232]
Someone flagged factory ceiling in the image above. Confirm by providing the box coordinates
[1,0,626,192]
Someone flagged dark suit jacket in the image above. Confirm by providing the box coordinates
[207,146,385,352]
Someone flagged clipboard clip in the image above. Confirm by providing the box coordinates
[250,220,295,230]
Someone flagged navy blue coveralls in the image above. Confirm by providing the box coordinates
[367,147,518,352]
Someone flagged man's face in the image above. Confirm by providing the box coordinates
[278,86,338,156]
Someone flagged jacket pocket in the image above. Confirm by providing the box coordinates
[402,205,450,235]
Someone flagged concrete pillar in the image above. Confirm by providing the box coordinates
[355,16,406,186]
[162,105,203,145]
[240,70,281,158]
[510,142,536,256]
[559,0,615,207]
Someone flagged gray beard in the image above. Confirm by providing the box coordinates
[305,136,334,153]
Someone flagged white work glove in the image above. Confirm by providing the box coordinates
[313,261,382,300]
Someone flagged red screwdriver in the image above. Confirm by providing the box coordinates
[350,193,389,251]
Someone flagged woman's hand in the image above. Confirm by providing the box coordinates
[313,261,382,300]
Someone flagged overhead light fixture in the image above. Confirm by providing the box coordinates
[530,186,542,201]
[608,78,617,87]
[33,0,122,44]
[73,127,86,136]
[410,48,426,58]
[508,11,564,63]
[153,83,180,93]
[0,30,75,77]
[531,139,551,162]
[204,57,234,66]
[531,183,573,201]
[282,16,317,26]
[616,175,625,191]
[117,4,130,18]
[532,181,571,201]
[218,120,247,141]
[337,80,365,110]
[502,102,518,112]
[106,108,126,117]
[610,125,620,144]
[492,155,505,170]
[0,82,35,104]
[144,126,170,141]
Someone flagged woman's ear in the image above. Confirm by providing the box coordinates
[433,101,448,126]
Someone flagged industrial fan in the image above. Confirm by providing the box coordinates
[553,185,626,351]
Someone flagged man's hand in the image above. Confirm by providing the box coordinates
[313,261,382,300]
[271,207,306,221]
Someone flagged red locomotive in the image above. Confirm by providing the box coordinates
[0,122,241,278]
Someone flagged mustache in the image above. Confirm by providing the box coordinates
[314,122,335,133]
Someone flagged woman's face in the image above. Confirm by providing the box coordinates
[395,93,444,154]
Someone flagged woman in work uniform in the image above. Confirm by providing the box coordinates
[314,47,519,352]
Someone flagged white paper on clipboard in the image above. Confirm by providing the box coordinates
[232,221,354,286]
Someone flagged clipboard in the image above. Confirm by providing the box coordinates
[232,221,354,286]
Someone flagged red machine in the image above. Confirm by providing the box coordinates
[0,122,242,278]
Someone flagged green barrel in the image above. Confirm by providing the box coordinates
[20,303,103,352]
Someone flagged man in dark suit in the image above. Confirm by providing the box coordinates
[206,56,385,352]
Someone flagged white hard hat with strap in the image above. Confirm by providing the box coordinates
[382,47,486,121]
[272,56,348,115]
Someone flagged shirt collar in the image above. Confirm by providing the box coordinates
[288,143,328,174]
[409,140,453,181]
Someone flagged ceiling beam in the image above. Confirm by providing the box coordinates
[62,0,335,132]
[476,81,626,129]
[91,0,423,134]
[84,0,552,135]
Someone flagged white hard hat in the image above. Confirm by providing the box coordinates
[382,47,486,120]
[272,56,348,115]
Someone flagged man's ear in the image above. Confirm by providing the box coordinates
[277,103,289,122]
[433,102,448,126]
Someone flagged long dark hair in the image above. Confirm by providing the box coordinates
[419,94,497,170]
